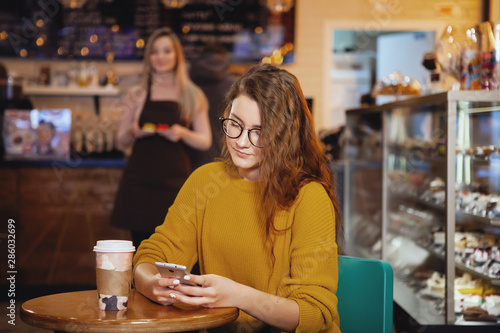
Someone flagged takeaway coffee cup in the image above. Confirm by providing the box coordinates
[93,240,135,311]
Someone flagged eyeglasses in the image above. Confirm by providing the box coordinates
[219,117,263,148]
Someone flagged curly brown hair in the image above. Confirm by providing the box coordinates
[220,64,343,253]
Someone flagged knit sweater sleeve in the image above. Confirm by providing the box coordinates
[132,164,204,271]
[280,182,340,333]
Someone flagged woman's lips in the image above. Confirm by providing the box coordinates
[234,148,250,157]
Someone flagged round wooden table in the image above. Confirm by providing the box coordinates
[20,289,239,332]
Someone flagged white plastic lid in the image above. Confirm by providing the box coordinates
[93,240,135,252]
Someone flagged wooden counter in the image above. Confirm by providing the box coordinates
[0,161,128,287]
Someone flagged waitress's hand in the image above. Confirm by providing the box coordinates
[157,124,186,142]
[132,122,155,139]
[167,274,245,309]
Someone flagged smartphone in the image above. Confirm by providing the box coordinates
[155,262,198,286]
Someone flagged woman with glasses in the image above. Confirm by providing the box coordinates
[133,64,342,333]
[110,27,211,249]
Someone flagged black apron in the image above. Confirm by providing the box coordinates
[110,89,190,233]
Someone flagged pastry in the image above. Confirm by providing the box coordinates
[429,177,445,191]
[422,272,445,298]
[454,273,483,313]
[142,122,156,132]
[463,306,498,322]
[157,124,170,130]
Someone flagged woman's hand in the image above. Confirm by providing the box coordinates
[157,124,186,142]
[167,274,245,308]
[135,265,299,331]
[168,274,299,331]
[134,263,187,306]
[148,273,188,305]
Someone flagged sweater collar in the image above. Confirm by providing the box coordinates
[228,167,261,193]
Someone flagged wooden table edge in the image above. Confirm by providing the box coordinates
[20,290,239,333]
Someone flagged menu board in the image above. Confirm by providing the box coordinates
[0,0,295,63]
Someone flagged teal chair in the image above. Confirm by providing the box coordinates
[337,256,393,333]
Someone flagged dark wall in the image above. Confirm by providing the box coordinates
[0,0,295,63]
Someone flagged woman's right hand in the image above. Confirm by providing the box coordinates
[134,263,185,306]
[149,273,185,305]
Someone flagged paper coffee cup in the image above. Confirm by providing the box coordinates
[93,240,135,311]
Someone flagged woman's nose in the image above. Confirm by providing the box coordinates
[236,130,251,147]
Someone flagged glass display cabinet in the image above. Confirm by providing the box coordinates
[343,106,384,259]
[344,91,500,327]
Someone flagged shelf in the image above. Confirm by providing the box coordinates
[394,277,445,325]
[412,238,500,287]
[24,85,121,96]
[389,147,499,165]
[456,211,500,227]
[389,190,500,227]
[23,85,121,114]
[455,315,500,326]
[396,273,500,325]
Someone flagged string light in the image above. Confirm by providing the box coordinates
[160,0,189,9]
[263,0,295,13]
[59,0,88,9]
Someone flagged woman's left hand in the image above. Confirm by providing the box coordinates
[167,274,245,309]
[157,124,186,142]
[157,273,299,331]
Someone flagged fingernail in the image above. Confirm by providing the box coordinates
[173,279,180,285]
[183,275,191,280]
[169,293,176,299]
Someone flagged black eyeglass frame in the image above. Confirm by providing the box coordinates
[219,117,263,148]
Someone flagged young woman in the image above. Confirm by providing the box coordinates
[110,28,211,248]
[133,64,342,332]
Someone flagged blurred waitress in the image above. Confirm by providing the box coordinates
[110,28,211,248]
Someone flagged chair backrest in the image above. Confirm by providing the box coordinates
[337,255,393,333]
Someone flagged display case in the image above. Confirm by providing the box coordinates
[344,91,500,327]
[343,105,383,259]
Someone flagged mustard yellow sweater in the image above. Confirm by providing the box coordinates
[133,162,340,333]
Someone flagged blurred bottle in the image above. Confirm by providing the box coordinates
[93,127,105,154]
[68,62,79,87]
[478,22,497,90]
[436,25,468,82]
[79,62,89,87]
[100,117,115,152]
[459,26,481,90]
[495,23,500,86]
[88,62,99,87]
[103,52,118,87]
[71,115,84,154]
[38,65,51,86]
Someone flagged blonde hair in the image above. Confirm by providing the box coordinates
[141,27,207,121]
